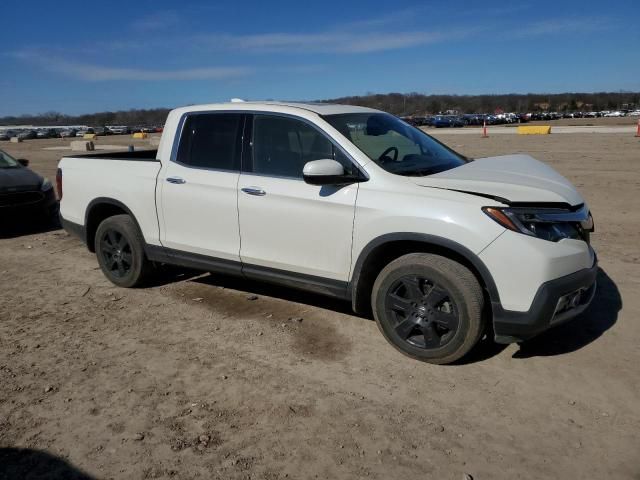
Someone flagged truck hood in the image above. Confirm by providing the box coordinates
[413,154,584,206]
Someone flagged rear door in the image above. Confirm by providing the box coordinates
[159,112,243,263]
[237,113,360,283]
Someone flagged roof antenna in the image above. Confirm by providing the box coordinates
[230,98,246,103]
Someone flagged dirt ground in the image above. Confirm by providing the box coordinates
[1,131,639,480]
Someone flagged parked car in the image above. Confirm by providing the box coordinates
[17,130,37,140]
[93,127,111,136]
[451,115,465,127]
[463,114,485,126]
[400,117,419,126]
[76,128,95,137]
[36,129,57,139]
[107,125,130,135]
[0,149,58,222]
[430,115,464,128]
[0,131,10,141]
[58,102,597,364]
[410,117,429,126]
[60,129,77,138]
[604,111,625,117]
[130,125,155,134]
[628,110,640,117]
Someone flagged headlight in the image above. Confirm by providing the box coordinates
[482,206,593,242]
[40,178,53,191]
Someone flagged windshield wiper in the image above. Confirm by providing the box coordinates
[397,161,462,177]
[395,167,438,177]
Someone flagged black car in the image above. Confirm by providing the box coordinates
[36,128,58,139]
[17,130,38,140]
[0,149,58,223]
[92,126,112,136]
[430,115,465,128]
[462,114,485,126]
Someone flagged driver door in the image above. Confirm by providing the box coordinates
[237,114,360,283]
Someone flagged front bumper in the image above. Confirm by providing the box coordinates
[0,188,57,217]
[492,258,598,343]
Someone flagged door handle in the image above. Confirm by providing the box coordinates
[166,177,186,184]
[241,187,266,196]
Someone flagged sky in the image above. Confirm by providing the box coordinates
[1,0,639,116]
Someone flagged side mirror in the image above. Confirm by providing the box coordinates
[17,158,29,167]
[303,159,349,185]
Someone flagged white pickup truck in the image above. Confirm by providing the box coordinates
[58,102,597,364]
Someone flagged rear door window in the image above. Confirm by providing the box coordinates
[176,113,243,171]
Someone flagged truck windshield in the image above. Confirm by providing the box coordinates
[323,112,467,176]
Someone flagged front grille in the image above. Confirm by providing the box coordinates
[0,191,45,207]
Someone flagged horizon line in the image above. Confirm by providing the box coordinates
[1,89,639,119]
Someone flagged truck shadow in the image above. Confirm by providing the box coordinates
[453,331,509,365]
[189,271,358,317]
[0,448,95,479]
[512,267,621,359]
[162,267,619,363]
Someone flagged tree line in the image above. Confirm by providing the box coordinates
[0,108,171,127]
[1,91,638,126]
[322,91,640,116]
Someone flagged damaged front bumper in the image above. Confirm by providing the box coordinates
[492,257,598,344]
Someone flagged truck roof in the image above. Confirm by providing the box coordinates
[171,101,380,116]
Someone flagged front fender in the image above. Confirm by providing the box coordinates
[348,232,502,314]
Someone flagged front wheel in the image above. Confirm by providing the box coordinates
[372,253,485,364]
[94,214,153,288]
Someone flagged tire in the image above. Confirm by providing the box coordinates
[94,214,153,288]
[372,253,484,364]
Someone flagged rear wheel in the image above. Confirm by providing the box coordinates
[95,214,153,287]
[372,253,484,364]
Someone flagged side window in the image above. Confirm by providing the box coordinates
[252,115,355,178]
[176,113,242,170]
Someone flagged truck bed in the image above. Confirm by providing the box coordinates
[64,149,159,161]
[58,151,163,246]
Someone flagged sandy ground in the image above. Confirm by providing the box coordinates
[1,131,639,479]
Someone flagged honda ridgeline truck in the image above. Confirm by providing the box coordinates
[57,102,597,364]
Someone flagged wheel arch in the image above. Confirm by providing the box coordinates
[349,233,501,315]
[84,197,145,252]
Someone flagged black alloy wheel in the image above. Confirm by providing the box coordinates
[99,229,133,278]
[385,275,459,350]
[372,253,484,364]
[94,214,153,288]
